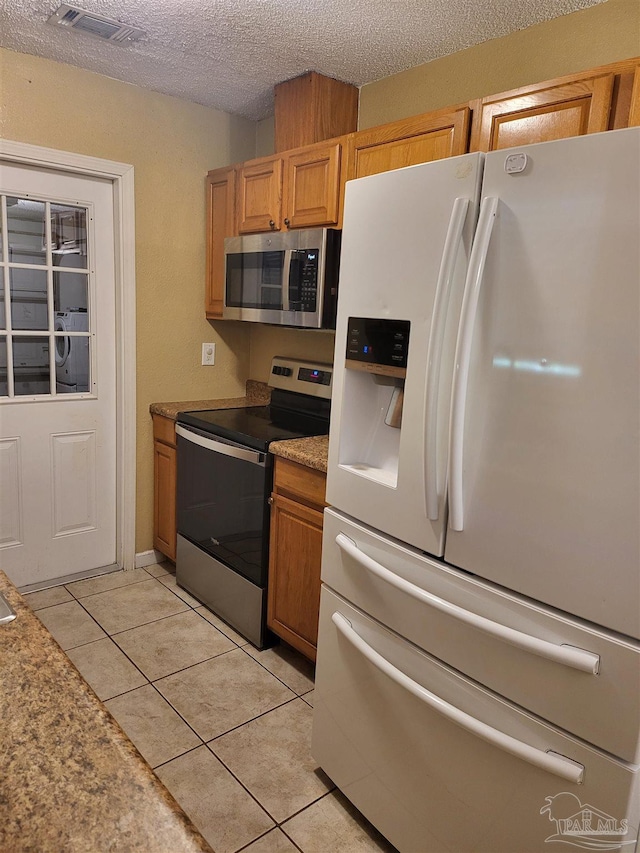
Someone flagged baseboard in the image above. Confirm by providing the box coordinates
[135,549,166,568]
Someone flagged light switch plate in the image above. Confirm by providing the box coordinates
[201,342,216,366]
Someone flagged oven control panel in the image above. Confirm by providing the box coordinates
[269,357,333,399]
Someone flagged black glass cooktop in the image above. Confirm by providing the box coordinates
[177,404,328,452]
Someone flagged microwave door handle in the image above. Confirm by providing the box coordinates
[282,249,292,311]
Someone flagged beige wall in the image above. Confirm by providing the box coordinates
[0,48,257,553]
[359,0,640,127]
[249,327,335,383]
[255,116,275,158]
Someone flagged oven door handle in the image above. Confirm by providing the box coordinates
[175,425,267,466]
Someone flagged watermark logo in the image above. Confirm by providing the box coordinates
[540,792,636,850]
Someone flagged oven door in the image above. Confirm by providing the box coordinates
[175,425,271,586]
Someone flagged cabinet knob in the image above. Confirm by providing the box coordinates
[269,219,275,229]
[268,496,274,506]
[284,218,290,227]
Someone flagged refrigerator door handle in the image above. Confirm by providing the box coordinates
[332,611,586,784]
[425,196,470,521]
[448,195,499,531]
[336,533,600,675]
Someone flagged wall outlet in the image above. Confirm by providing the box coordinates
[201,343,216,366]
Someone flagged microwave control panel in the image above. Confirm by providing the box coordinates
[289,249,319,312]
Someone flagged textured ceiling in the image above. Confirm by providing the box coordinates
[1,0,606,120]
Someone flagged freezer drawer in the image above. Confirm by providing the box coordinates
[322,508,640,763]
[312,586,640,853]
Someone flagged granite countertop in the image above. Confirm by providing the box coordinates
[0,570,214,853]
[270,435,329,473]
[150,379,270,421]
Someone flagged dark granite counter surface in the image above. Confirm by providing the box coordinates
[0,569,214,853]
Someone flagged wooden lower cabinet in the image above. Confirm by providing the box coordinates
[153,414,177,562]
[267,457,326,661]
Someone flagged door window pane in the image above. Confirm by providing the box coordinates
[7,197,46,264]
[51,204,87,267]
[55,334,90,393]
[13,336,50,396]
[0,269,5,330]
[0,337,6,396]
[10,268,48,330]
[1,194,94,401]
[54,270,89,314]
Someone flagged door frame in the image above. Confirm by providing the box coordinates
[0,138,136,571]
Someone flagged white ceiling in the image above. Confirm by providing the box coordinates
[1,0,606,121]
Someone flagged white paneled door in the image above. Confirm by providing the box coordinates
[0,162,116,587]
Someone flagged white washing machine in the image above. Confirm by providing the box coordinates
[55,309,89,393]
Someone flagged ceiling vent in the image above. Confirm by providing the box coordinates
[47,4,146,43]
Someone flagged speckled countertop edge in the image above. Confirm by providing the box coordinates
[150,379,270,420]
[270,435,329,473]
[0,570,214,853]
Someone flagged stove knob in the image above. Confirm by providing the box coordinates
[282,368,292,377]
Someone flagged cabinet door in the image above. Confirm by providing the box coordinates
[205,167,235,319]
[153,438,176,561]
[268,492,323,661]
[236,156,282,234]
[282,140,342,229]
[470,73,615,151]
[629,65,640,127]
[348,106,470,180]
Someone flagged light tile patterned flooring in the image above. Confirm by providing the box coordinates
[25,564,396,853]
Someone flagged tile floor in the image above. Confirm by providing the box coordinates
[25,564,397,853]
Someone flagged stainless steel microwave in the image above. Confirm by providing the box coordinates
[223,228,341,328]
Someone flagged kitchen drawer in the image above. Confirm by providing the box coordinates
[321,508,640,763]
[152,413,176,447]
[273,456,326,508]
[312,586,640,853]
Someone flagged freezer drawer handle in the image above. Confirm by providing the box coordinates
[175,425,266,466]
[336,533,600,675]
[448,195,499,531]
[425,197,470,521]
[332,611,585,784]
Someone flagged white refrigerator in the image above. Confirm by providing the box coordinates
[312,128,640,853]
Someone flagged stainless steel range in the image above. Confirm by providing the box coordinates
[175,357,332,648]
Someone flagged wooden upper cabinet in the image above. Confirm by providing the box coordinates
[205,166,235,319]
[348,106,471,180]
[274,71,358,153]
[629,65,640,126]
[282,139,343,229]
[470,73,615,151]
[236,155,283,233]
